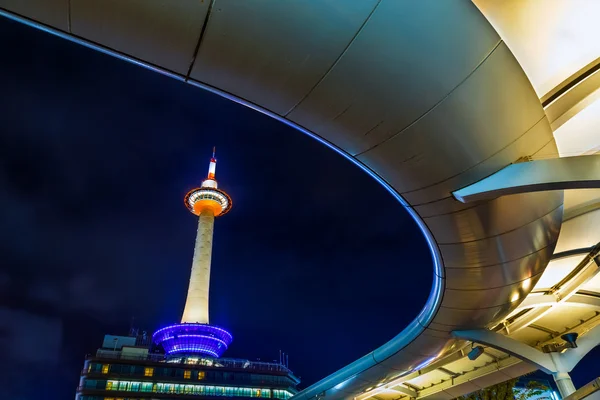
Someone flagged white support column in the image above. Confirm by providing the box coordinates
[453,328,600,398]
[181,209,215,324]
[553,372,576,398]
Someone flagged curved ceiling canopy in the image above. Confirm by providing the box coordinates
[0,1,568,399]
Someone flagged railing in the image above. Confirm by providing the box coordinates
[76,385,295,400]
[90,350,297,378]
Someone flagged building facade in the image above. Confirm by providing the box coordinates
[77,334,298,400]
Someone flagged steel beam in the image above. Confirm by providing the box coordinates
[451,330,556,373]
[452,155,600,203]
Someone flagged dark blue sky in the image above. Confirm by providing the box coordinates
[0,14,597,400]
[0,16,430,399]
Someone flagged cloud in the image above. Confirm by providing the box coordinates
[0,308,62,364]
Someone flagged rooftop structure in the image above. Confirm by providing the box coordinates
[77,334,299,400]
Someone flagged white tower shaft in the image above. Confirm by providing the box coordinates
[181,208,215,324]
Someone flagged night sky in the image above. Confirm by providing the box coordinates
[0,15,598,400]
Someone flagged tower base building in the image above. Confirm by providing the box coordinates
[76,333,299,400]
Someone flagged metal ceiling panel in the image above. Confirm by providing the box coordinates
[374,392,403,400]
[441,382,481,398]
[424,191,563,244]
[442,357,485,375]
[445,247,552,290]
[423,392,454,400]
[404,118,556,208]
[374,332,452,362]
[582,273,600,292]
[70,0,207,74]
[499,361,537,378]
[375,351,439,376]
[353,364,404,387]
[466,365,519,389]
[0,0,68,29]
[430,304,510,329]
[440,274,543,309]
[508,326,549,346]
[426,322,460,334]
[563,189,600,216]
[407,370,450,389]
[287,0,500,155]
[534,255,586,290]
[534,306,598,332]
[439,205,562,269]
[356,43,546,193]
[554,208,600,253]
[191,0,378,115]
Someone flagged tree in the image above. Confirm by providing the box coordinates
[455,378,549,400]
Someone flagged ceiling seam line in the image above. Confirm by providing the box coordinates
[398,115,548,198]
[443,239,559,270]
[437,204,563,246]
[67,0,72,32]
[0,8,185,81]
[282,0,383,117]
[185,0,217,81]
[445,271,545,292]
[354,39,504,157]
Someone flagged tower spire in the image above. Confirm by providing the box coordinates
[207,147,217,182]
[153,148,233,358]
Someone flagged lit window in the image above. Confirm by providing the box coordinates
[198,371,205,380]
[102,364,110,374]
[257,390,262,397]
[144,367,154,377]
[184,370,191,379]
[106,381,114,390]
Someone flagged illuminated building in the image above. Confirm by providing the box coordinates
[75,151,299,400]
[154,147,234,358]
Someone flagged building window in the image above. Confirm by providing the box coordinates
[106,381,114,390]
[144,367,154,377]
[198,371,205,380]
[184,370,191,379]
[102,364,109,374]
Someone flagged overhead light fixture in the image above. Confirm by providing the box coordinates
[468,346,484,360]
[542,332,579,353]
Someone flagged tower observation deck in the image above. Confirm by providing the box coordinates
[153,148,233,358]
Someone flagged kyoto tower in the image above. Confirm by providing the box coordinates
[153,148,233,358]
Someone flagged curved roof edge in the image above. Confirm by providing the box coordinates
[0,7,445,399]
